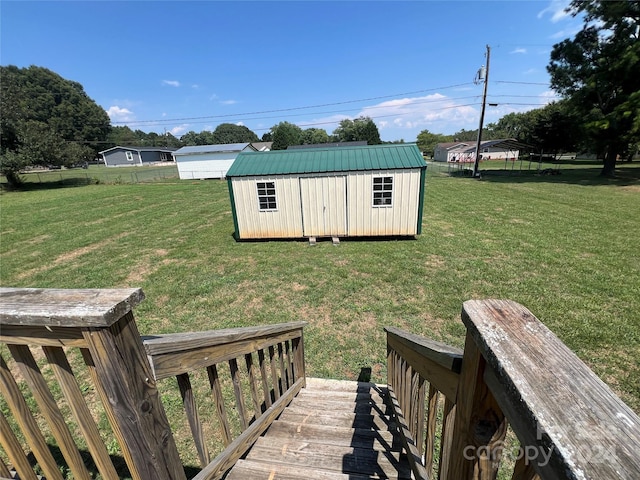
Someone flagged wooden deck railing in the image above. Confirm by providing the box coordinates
[0,287,305,480]
[142,321,306,479]
[386,299,640,480]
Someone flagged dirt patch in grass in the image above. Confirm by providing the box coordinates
[123,250,174,285]
[424,254,446,270]
[16,232,130,280]
[25,234,51,245]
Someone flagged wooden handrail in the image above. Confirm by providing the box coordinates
[0,287,186,480]
[0,287,307,480]
[385,327,463,480]
[386,300,640,480]
[142,321,307,479]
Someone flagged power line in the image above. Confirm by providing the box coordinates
[112,82,476,125]
[494,80,552,86]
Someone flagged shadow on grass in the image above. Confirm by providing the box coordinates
[475,165,640,187]
[231,234,418,243]
[1,177,94,192]
[21,444,202,479]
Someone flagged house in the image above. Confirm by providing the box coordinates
[173,143,257,179]
[251,142,273,152]
[433,139,522,162]
[226,144,427,240]
[99,146,177,167]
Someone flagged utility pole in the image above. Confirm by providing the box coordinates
[473,44,491,178]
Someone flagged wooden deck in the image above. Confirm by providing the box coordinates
[226,378,413,479]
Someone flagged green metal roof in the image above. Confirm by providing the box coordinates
[226,144,426,177]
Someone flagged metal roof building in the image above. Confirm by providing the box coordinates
[173,143,257,179]
[226,144,427,241]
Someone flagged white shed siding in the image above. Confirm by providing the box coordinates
[231,169,422,239]
[346,169,421,236]
[231,175,303,238]
[300,176,347,236]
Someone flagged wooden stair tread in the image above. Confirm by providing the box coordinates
[278,410,396,430]
[264,420,403,451]
[245,437,412,478]
[289,396,389,414]
[226,378,409,479]
[226,459,377,479]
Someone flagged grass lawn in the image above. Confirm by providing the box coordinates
[1,161,639,420]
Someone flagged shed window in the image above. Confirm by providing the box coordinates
[257,181,277,210]
[373,177,393,206]
[125,151,134,162]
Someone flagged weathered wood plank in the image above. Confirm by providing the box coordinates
[206,364,232,447]
[147,330,301,380]
[268,345,280,401]
[245,436,413,479]
[387,387,430,480]
[42,346,120,479]
[0,325,87,348]
[423,384,439,475]
[142,322,306,356]
[82,311,186,480]
[229,358,248,431]
[296,388,386,405]
[304,377,386,394]
[288,396,385,415]
[385,326,463,373]
[0,287,144,327]
[277,410,394,430]
[257,349,272,409]
[0,355,64,480]
[244,353,262,418]
[192,377,304,480]
[227,459,373,480]
[0,411,39,480]
[262,421,400,451]
[442,331,506,480]
[8,344,92,480]
[388,333,461,400]
[177,373,209,467]
[462,299,640,480]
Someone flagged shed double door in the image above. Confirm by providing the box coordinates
[300,176,347,237]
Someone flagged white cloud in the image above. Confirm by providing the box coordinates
[162,80,181,87]
[510,48,527,54]
[540,90,560,103]
[235,121,244,126]
[303,93,481,136]
[170,124,189,136]
[523,68,537,75]
[538,0,571,23]
[106,106,135,122]
[220,99,237,105]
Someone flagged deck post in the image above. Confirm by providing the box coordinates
[442,331,506,480]
[83,309,187,480]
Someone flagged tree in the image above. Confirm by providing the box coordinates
[210,123,259,144]
[548,0,640,176]
[302,128,330,145]
[333,116,382,144]
[1,66,111,186]
[416,130,451,157]
[270,121,303,150]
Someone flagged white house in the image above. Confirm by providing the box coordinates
[226,144,427,241]
[173,143,257,179]
[433,139,522,162]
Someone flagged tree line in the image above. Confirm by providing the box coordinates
[107,116,383,151]
[2,1,638,185]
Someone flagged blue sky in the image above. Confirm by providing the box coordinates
[1,1,582,142]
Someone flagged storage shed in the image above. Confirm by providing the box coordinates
[226,144,427,240]
[173,143,257,179]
